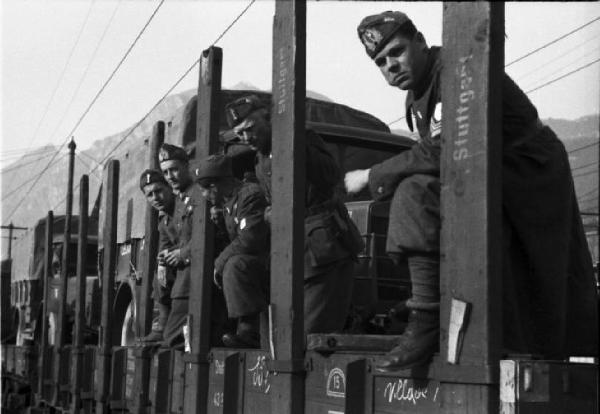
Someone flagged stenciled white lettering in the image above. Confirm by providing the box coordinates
[383,379,431,405]
[247,355,271,394]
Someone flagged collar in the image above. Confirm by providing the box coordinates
[405,46,441,131]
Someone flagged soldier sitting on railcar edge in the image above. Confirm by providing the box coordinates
[223,96,364,338]
[158,143,230,348]
[344,10,599,371]
[138,169,177,344]
[195,154,269,348]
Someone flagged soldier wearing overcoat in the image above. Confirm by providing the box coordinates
[345,11,598,371]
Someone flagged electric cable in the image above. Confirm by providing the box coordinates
[1,154,67,201]
[506,16,600,67]
[50,0,257,212]
[4,0,166,223]
[25,0,97,151]
[47,0,124,146]
[0,151,55,174]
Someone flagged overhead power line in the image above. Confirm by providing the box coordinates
[516,34,600,84]
[573,169,598,179]
[4,0,166,224]
[50,0,257,212]
[568,141,598,154]
[25,0,97,151]
[506,16,600,68]
[526,58,600,94]
[47,0,124,146]
[1,154,67,202]
[0,151,55,174]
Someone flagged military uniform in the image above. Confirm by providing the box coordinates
[215,182,270,318]
[254,127,357,334]
[153,207,178,330]
[365,42,598,358]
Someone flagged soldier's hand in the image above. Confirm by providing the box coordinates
[164,249,183,266]
[157,265,168,288]
[213,269,223,290]
[344,169,370,194]
[210,206,223,223]
[264,206,272,225]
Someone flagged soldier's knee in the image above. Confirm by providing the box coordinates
[222,255,256,284]
[393,174,440,210]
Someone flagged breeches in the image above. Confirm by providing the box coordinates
[386,174,440,256]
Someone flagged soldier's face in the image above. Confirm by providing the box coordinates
[143,182,173,212]
[160,160,191,191]
[199,182,223,207]
[233,110,270,150]
[373,33,427,90]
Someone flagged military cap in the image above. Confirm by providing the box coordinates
[357,11,416,58]
[158,143,188,163]
[225,95,267,128]
[139,168,168,192]
[195,154,233,183]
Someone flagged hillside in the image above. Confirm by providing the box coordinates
[1,92,598,258]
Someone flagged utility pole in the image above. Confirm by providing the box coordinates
[1,223,28,260]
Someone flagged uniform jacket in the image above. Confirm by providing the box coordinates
[214,182,270,275]
[170,182,203,298]
[368,46,598,357]
[254,129,353,277]
[157,205,178,283]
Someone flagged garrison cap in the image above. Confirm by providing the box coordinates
[139,168,168,192]
[357,11,415,58]
[225,95,267,128]
[158,143,188,163]
[195,154,233,184]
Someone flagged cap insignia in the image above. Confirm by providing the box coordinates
[362,27,383,52]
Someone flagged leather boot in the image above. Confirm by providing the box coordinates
[375,309,439,372]
[222,314,260,348]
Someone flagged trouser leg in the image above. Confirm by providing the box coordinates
[304,259,354,335]
[377,174,441,371]
[221,255,268,348]
[222,255,269,318]
[162,298,188,348]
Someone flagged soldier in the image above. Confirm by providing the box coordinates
[346,11,598,370]
[224,96,363,336]
[158,143,196,347]
[138,169,177,343]
[158,143,231,348]
[195,154,269,348]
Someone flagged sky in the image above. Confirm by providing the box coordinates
[1,0,599,161]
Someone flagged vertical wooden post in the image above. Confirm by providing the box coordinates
[182,46,222,414]
[132,121,165,414]
[270,1,306,413]
[53,137,76,404]
[70,175,89,414]
[96,160,120,414]
[37,211,53,401]
[439,1,504,408]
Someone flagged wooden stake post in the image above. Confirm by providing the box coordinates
[439,1,504,407]
[96,160,120,414]
[53,139,76,405]
[37,211,53,403]
[131,121,165,414]
[70,175,89,414]
[182,46,222,414]
[269,1,306,413]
